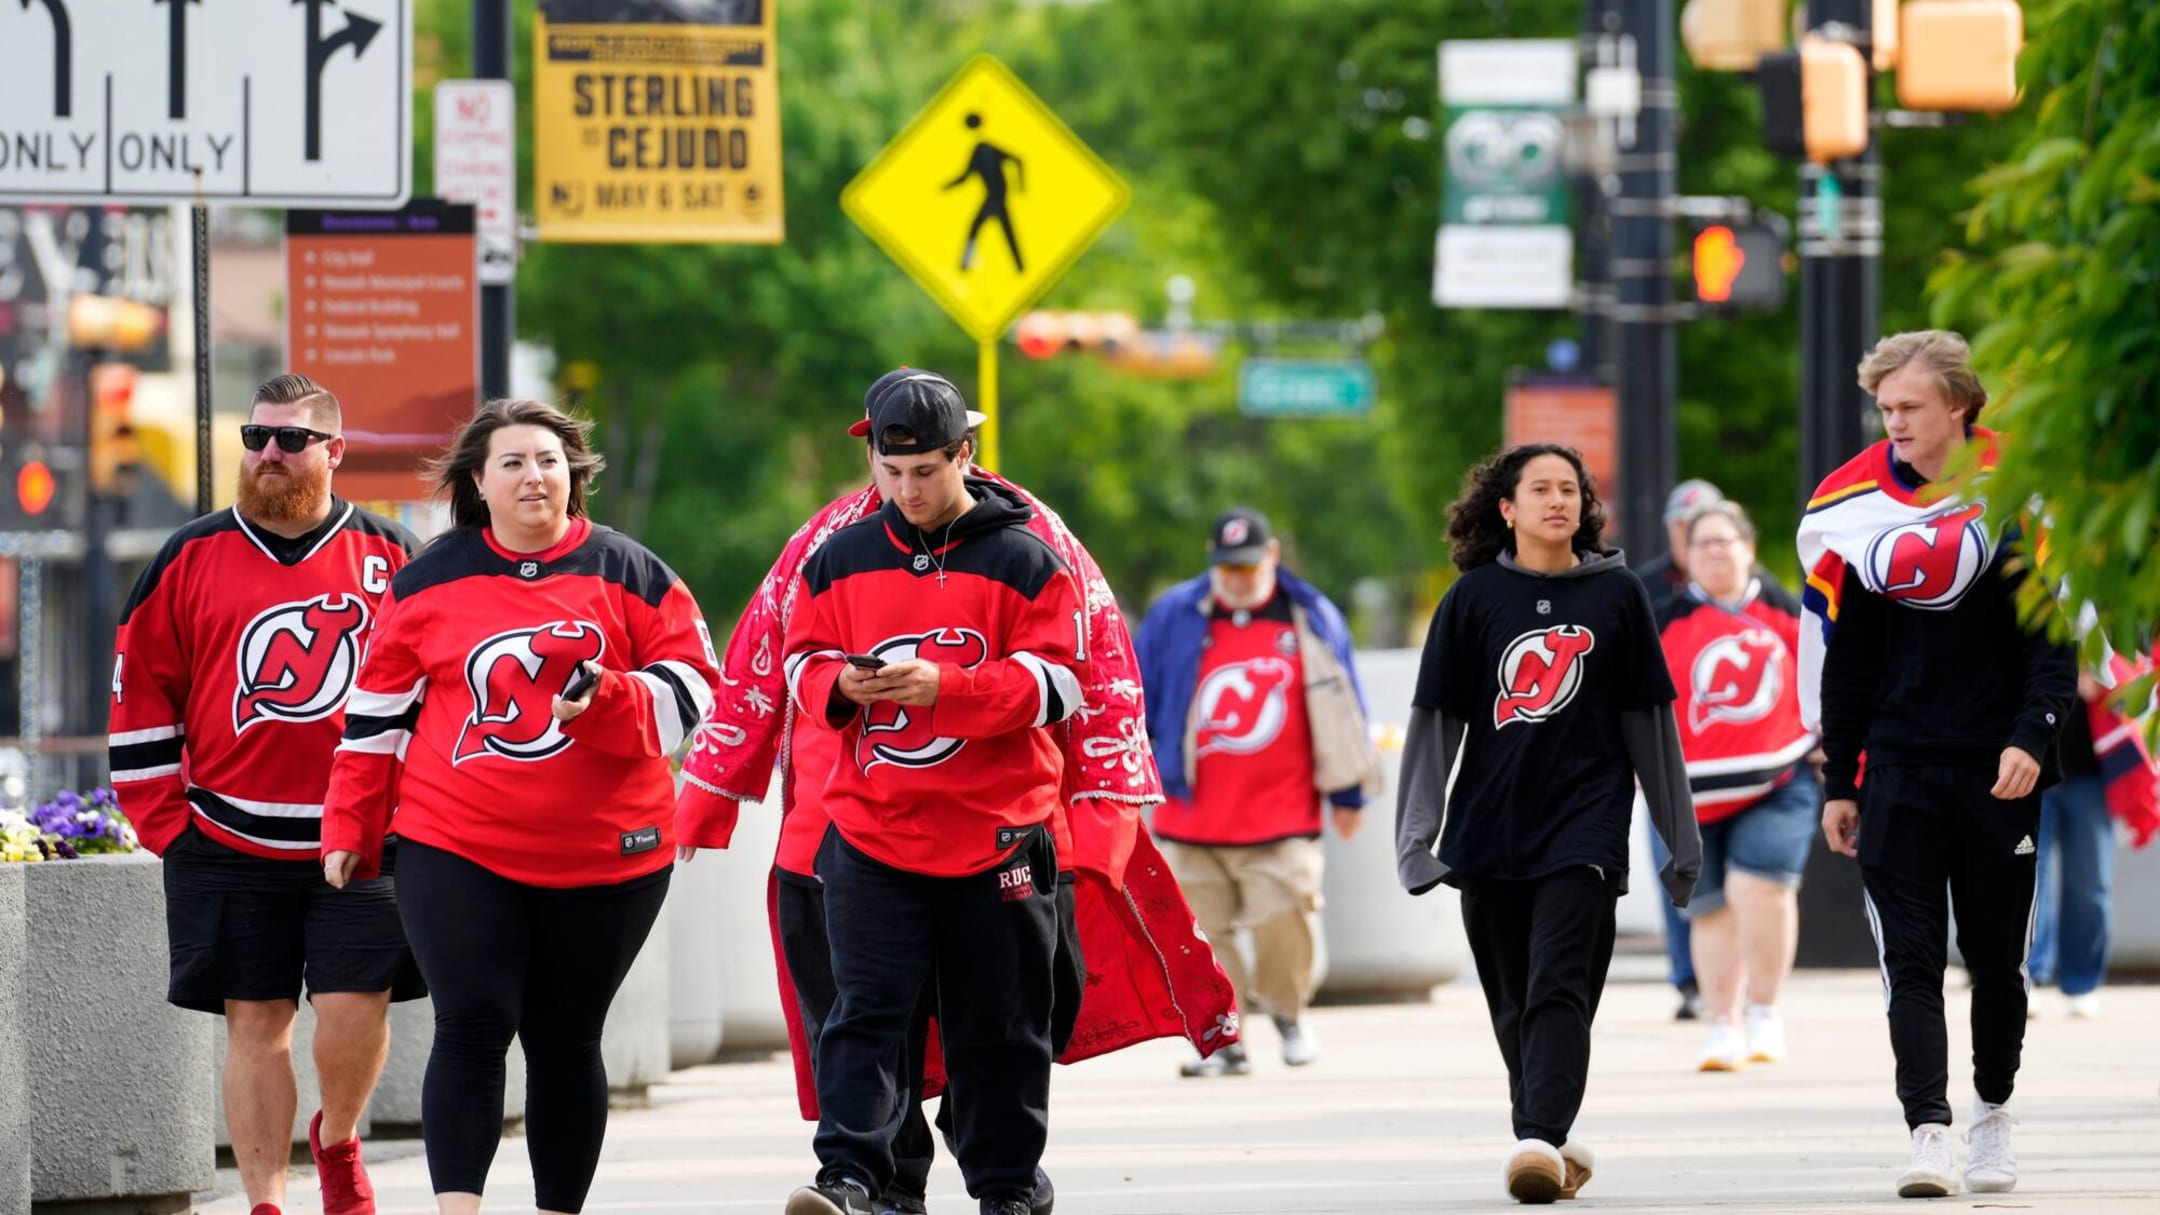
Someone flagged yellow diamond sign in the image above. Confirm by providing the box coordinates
[843,56,1130,344]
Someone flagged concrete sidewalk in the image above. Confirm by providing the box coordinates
[192,969,2158,1213]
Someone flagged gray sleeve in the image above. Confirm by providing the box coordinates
[1395,706,1465,896]
[1620,704,1701,909]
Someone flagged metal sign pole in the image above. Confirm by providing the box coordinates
[193,202,212,515]
[474,0,513,401]
[977,339,999,473]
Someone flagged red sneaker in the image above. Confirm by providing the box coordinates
[250,1206,283,1215]
[309,1109,377,1215]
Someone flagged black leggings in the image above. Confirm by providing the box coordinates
[396,840,670,1211]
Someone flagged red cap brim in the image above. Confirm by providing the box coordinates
[847,417,871,437]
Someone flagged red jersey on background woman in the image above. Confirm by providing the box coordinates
[1655,577,1814,823]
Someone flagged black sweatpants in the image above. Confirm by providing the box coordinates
[813,826,1058,1203]
[1858,762,2040,1129]
[778,870,1081,1203]
[1459,866,1619,1146]
[396,841,670,1211]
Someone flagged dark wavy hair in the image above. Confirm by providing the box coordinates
[425,398,607,530]
[1445,443,1606,571]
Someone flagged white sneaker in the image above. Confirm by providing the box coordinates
[2065,992,2100,1019]
[1743,1004,1787,1064]
[1897,1123,1959,1198]
[1504,1138,1565,1204]
[1278,1018,1320,1067]
[1697,1021,1745,1072]
[1964,1098,2018,1193]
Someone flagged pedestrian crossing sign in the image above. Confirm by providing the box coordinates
[843,56,1130,344]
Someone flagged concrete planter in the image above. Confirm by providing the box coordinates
[601,910,670,1100]
[666,852,726,1069]
[213,996,370,1149]
[712,795,788,1055]
[372,999,525,1133]
[1,864,29,1215]
[2106,833,2160,971]
[1317,650,1470,1001]
[25,853,215,1207]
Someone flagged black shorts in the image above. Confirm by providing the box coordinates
[160,825,428,1015]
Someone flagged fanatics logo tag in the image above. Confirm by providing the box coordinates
[621,825,661,856]
[998,860,1036,902]
[519,560,541,579]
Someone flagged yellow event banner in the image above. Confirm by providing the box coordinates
[533,1,784,244]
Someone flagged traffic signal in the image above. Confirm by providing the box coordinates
[16,460,56,517]
[1011,311,1140,359]
[1759,36,1869,163]
[88,363,139,494]
[1898,1,2023,112]
[1691,219,1790,311]
[67,294,166,353]
[1679,0,1788,71]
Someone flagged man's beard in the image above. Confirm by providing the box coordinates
[236,461,330,527]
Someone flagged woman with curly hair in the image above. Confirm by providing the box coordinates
[1394,444,1701,1205]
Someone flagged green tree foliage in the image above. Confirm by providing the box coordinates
[1933,0,2160,660]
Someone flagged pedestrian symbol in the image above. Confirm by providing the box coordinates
[950,113,1025,273]
[843,56,1128,344]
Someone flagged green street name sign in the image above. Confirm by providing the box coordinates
[1238,358,1377,417]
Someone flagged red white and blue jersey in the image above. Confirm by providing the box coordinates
[108,499,415,859]
[319,518,721,888]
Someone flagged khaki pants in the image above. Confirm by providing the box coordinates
[1160,837,1325,1024]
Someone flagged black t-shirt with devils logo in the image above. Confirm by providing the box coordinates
[1413,550,1674,883]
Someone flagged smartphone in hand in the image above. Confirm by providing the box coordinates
[844,653,886,671]
[562,663,600,702]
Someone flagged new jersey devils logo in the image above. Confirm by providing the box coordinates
[856,628,990,773]
[453,621,607,764]
[233,594,371,735]
[1688,628,1787,734]
[1193,657,1296,758]
[1494,625,1596,729]
[1861,501,1992,610]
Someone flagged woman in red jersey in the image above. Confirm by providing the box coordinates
[321,399,719,1215]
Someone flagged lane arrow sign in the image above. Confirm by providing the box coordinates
[21,0,73,118]
[295,0,384,162]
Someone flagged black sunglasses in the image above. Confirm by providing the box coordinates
[240,425,335,453]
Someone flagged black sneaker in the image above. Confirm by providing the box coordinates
[1032,1166,1055,1215]
[875,1192,928,1215]
[979,1200,1031,1215]
[1674,980,1704,1022]
[788,1179,876,1215]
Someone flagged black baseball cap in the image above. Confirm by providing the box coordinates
[848,367,988,450]
[1209,507,1274,566]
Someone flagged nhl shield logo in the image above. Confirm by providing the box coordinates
[519,560,541,579]
[1536,599,1552,615]
[912,553,931,572]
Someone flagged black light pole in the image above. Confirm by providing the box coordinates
[1576,0,1618,382]
[1799,0,1881,497]
[474,0,513,400]
[1612,0,1677,556]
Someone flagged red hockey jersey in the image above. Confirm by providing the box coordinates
[1655,577,1815,823]
[319,518,721,888]
[108,500,416,859]
[785,486,1086,877]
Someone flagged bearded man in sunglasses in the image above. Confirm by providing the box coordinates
[109,373,425,1215]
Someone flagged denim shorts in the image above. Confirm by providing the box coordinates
[1686,767,1819,919]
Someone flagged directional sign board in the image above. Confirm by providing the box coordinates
[0,0,411,207]
[1239,358,1377,417]
[435,80,517,284]
[843,55,1128,343]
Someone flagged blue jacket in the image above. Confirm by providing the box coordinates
[1135,568,1372,808]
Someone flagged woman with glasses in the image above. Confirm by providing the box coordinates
[1653,501,1819,1073]
[320,398,721,1215]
